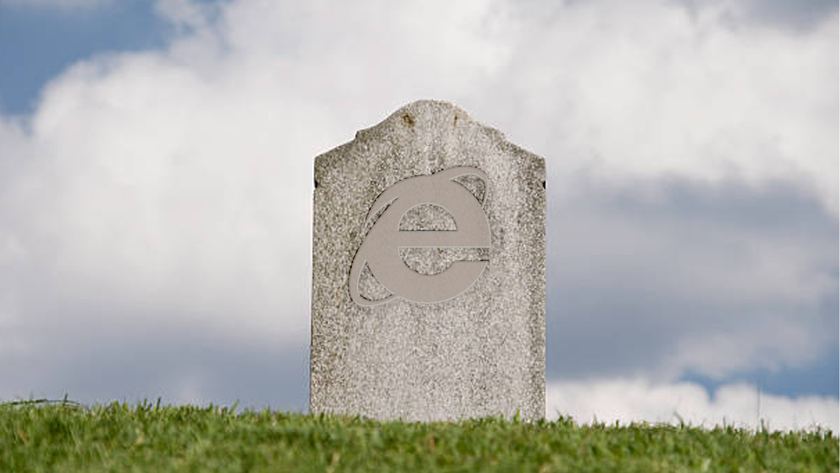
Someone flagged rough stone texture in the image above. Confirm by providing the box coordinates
[310,100,545,421]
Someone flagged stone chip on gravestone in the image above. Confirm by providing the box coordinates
[310,100,545,421]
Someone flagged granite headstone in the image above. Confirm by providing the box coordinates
[310,100,545,421]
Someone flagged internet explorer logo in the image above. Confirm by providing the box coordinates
[349,167,491,306]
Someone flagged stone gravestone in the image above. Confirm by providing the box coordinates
[310,100,545,421]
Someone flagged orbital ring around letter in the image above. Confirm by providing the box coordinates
[349,166,491,306]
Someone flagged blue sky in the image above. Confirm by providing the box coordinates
[0,0,836,430]
[0,2,170,115]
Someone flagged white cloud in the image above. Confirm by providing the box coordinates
[548,179,837,381]
[0,0,836,406]
[492,0,838,213]
[547,379,839,432]
[154,0,218,31]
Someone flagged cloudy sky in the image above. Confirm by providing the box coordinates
[0,0,836,431]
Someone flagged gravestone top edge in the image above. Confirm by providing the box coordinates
[313,100,544,187]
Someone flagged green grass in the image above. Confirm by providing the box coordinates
[0,401,836,472]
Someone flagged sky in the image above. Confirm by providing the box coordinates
[0,0,837,431]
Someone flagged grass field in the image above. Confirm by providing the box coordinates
[0,400,836,472]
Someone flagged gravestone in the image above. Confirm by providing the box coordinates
[310,100,545,421]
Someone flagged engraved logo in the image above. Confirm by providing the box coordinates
[349,166,491,306]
